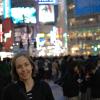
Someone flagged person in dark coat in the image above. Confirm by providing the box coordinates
[0,58,11,99]
[62,60,80,100]
[90,58,100,100]
[1,52,54,100]
[42,62,65,100]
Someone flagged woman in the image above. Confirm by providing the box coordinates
[1,52,54,100]
[42,61,65,100]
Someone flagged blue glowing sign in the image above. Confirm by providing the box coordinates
[3,0,11,18]
[11,7,36,24]
[35,0,58,4]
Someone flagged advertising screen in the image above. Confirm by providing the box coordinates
[11,7,36,24]
[74,0,100,17]
[39,5,55,23]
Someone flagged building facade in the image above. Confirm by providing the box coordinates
[67,0,100,55]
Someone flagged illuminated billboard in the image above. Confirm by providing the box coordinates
[11,7,36,24]
[74,0,100,17]
[39,5,55,23]
[3,0,11,18]
[0,2,3,16]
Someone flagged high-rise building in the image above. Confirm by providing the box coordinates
[66,0,100,55]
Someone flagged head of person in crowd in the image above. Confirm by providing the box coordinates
[42,61,52,80]
[11,51,35,82]
[43,67,52,81]
[97,58,100,67]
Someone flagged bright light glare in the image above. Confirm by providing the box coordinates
[0,52,14,60]
[11,7,36,24]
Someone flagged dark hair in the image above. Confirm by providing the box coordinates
[43,68,52,80]
[42,62,52,80]
[11,52,35,81]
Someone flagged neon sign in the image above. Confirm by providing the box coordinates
[35,0,58,4]
[3,0,11,18]
[0,24,3,42]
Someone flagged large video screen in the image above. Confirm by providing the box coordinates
[39,5,55,23]
[11,7,36,24]
[74,0,100,17]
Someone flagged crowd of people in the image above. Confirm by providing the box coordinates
[0,52,100,100]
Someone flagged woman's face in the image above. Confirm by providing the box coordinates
[15,56,33,81]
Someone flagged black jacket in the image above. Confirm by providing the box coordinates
[62,72,79,97]
[91,67,100,98]
[1,80,54,100]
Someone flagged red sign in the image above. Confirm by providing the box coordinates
[0,32,3,42]
[2,18,13,51]
[2,18,13,33]
[3,36,13,51]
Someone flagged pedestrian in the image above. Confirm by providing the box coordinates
[42,61,65,100]
[90,58,100,100]
[1,52,54,100]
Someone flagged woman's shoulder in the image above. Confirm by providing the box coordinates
[34,80,52,93]
[34,80,54,100]
[3,81,19,92]
[4,81,14,87]
[35,80,50,88]
[1,82,18,98]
